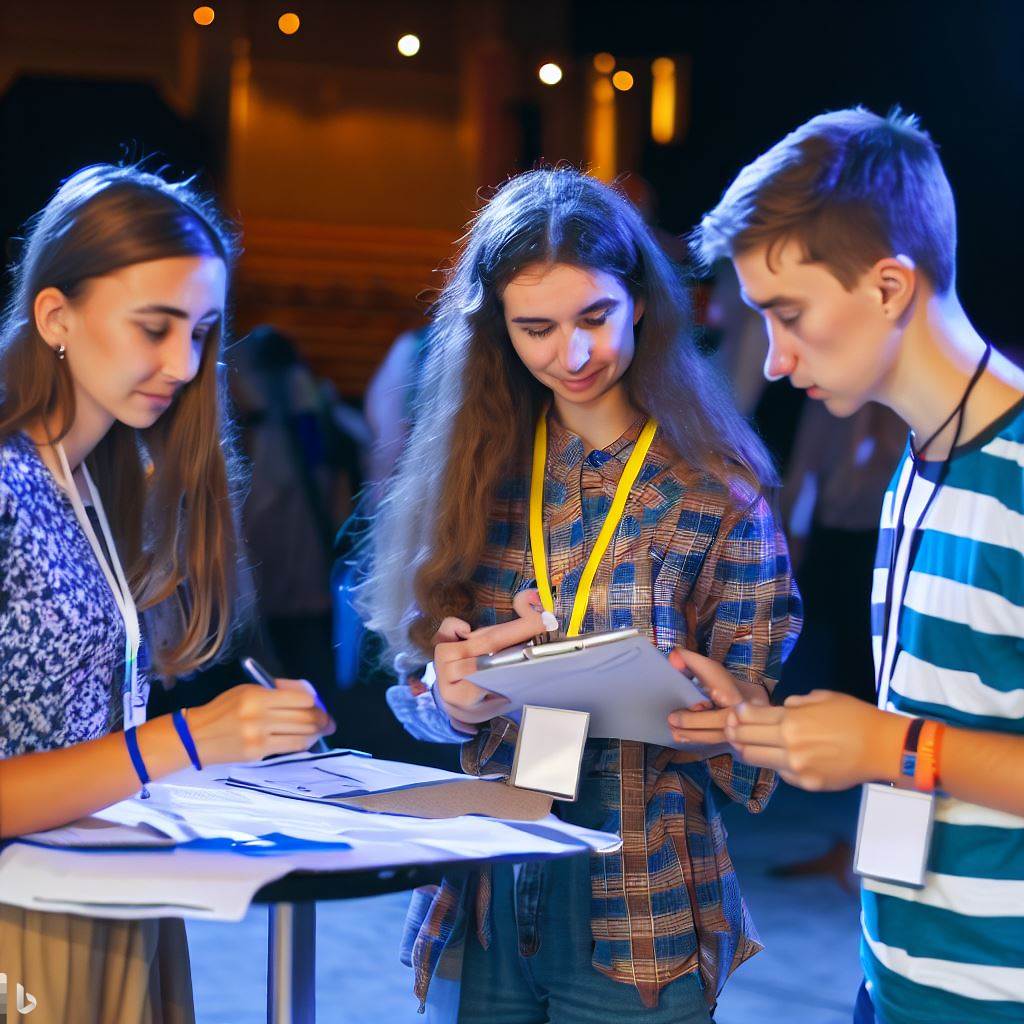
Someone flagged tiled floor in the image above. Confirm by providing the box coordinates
[188,784,864,1023]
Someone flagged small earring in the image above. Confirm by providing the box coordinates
[55,344,66,360]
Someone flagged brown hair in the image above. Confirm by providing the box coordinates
[0,164,244,676]
[692,107,957,293]
[357,167,777,670]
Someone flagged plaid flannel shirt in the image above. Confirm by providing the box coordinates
[390,414,802,1011]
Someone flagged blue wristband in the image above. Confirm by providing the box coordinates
[123,726,151,799]
[172,709,203,771]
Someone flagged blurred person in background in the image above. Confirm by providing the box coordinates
[363,324,430,498]
[229,325,362,721]
[331,321,461,769]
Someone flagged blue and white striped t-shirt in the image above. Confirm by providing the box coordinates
[863,396,1024,1024]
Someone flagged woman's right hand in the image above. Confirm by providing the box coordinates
[185,679,336,765]
[432,589,558,731]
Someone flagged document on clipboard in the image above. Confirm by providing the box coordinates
[468,628,709,749]
[225,752,555,821]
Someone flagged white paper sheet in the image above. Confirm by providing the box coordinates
[470,634,708,748]
[227,753,479,801]
[0,843,293,919]
[20,817,181,849]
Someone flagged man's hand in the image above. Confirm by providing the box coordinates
[723,691,906,791]
[666,647,770,747]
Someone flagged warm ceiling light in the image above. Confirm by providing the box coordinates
[593,52,615,74]
[278,12,300,35]
[193,6,215,26]
[612,70,634,91]
[538,62,563,86]
[651,58,677,144]
[397,33,421,57]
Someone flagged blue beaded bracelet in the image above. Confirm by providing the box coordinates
[123,726,151,800]
[172,709,203,771]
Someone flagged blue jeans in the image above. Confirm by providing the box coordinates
[456,853,713,1024]
[854,980,886,1024]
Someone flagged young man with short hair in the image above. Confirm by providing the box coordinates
[667,108,1024,1023]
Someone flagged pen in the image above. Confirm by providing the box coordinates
[241,656,331,754]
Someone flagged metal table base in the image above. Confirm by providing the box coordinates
[257,865,448,1024]
[255,860,551,1023]
[268,902,317,1024]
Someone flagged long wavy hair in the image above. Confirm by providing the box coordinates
[358,167,776,671]
[0,164,244,676]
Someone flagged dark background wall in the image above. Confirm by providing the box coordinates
[572,0,1024,349]
[0,0,1020,384]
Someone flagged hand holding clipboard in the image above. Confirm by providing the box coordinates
[665,646,772,748]
[429,590,559,733]
[470,627,710,749]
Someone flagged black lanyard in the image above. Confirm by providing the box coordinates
[877,343,992,698]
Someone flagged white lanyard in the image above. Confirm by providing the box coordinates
[55,443,145,728]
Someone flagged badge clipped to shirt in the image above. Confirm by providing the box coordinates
[510,705,590,801]
[854,782,935,888]
[854,352,991,891]
[504,414,655,802]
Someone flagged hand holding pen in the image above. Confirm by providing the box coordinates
[241,657,334,754]
[176,666,335,767]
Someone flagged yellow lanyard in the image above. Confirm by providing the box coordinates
[529,415,659,638]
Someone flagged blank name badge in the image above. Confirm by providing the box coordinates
[854,782,935,889]
[510,705,590,802]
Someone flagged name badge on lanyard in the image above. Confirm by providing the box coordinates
[854,458,937,888]
[854,782,935,888]
[854,343,990,890]
[56,443,145,729]
[513,414,658,800]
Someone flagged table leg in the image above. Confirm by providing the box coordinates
[267,901,316,1024]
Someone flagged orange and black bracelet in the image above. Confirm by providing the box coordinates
[915,719,946,792]
[900,717,946,792]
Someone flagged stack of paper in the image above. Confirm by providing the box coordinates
[226,752,480,801]
[225,752,552,820]
[0,753,622,921]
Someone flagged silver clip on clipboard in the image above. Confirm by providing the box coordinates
[476,627,641,669]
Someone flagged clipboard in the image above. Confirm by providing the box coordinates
[225,753,555,821]
[470,629,708,749]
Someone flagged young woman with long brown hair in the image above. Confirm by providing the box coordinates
[359,167,802,1022]
[0,165,334,1023]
